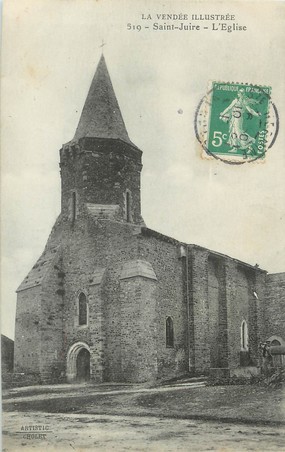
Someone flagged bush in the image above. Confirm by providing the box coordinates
[265,368,285,388]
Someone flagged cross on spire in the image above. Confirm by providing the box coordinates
[99,40,106,54]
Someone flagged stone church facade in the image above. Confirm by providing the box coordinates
[14,55,285,384]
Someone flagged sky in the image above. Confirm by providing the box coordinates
[1,0,285,339]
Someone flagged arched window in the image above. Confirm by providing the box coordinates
[241,320,248,351]
[166,317,174,348]
[125,190,131,222]
[78,293,87,326]
[71,192,76,222]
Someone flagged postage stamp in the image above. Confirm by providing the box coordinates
[195,81,278,164]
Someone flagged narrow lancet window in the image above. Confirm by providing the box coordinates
[78,293,87,326]
[241,320,248,351]
[166,317,174,347]
[71,192,76,222]
[126,190,131,222]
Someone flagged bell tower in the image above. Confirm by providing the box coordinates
[59,55,144,225]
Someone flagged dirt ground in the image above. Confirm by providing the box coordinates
[3,383,285,425]
[3,411,285,452]
[2,383,285,451]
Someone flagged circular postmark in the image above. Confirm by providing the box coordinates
[195,82,279,164]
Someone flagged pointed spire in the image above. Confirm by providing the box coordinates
[74,55,132,144]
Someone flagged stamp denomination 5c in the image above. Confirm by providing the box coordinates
[195,81,278,164]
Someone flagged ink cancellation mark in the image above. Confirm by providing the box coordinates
[195,81,279,164]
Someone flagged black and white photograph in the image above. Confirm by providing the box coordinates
[1,0,285,450]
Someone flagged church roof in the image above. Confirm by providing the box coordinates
[74,54,132,145]
[16,246,60,292]
[120,260,157,281]
[86,203,121,220]
[89,267,106,286]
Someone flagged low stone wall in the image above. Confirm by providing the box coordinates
[230,366,260,378]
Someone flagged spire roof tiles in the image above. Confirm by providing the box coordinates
[74,55,132,145]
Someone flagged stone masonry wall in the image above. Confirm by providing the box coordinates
[225,261,265,369]
[14,286,42,375]
[60,139,143,224]
[208,256,228,369]
[265,273,285,341]
[189,248,265,374]
[39,259,65,382]
[208,259,219,368]
[120,277,158,382]
[249,270,266,364]
[138,231,188,380]
[15,206,270,383]
[226,261,250,368]
[1,335,14,374]
[189,247,210,374]
[59,212,140,382]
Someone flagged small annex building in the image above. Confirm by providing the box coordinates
[1,335,14,374]
[14,55,285,384]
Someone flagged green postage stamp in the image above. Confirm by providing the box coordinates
[195,81,277,163]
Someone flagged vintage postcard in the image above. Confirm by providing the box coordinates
[1,0,285,451]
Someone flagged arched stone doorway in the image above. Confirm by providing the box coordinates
[67,342,91,383]
[267,336,285,368]
[76,348,90,382]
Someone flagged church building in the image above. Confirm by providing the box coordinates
[14,55,285,384]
